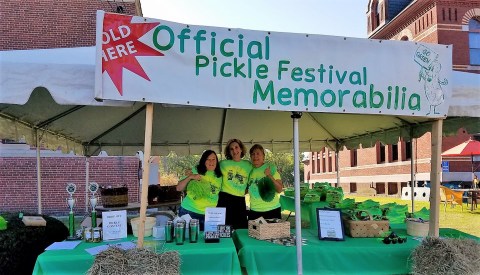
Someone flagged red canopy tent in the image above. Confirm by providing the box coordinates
[442,139,480,157]
[442,139,480,175]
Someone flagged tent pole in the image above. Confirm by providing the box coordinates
[291,112,303,275]
[35,129,42,215]
[335,142,340,188]
[137,103,154,248]
[410,128,415,213]
[428,119,443,237]
[85,157,90,213]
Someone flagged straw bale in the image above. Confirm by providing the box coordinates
[87,246,180,275]
[410,237,480,275]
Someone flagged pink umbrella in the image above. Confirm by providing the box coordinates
[442,138,480,174]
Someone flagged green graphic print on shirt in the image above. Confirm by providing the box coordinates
[181,167,222,214]
[220,159,253,197]
[248,163,282,212]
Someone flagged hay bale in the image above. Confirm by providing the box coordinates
[87,246,180,275]
[410,237,480,275]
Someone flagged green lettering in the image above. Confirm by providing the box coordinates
[291,67,303,81]
[336,70,347,84]
[320,89,335,107]
[220,62,232,77]
[195,55,209,76]
[220,39,234,57]
[278,60,289,80]
[247,41,263,59]
[369,84,384,108]
[349,71,362,85]
[338,89,350,108]
[353,90,367,108]
[153,25,174,51]
[305,68,315,82]
[256,64,268,79]
[278,88,292,105]
[294,88,318,107]
[409,94,421,110]
[253,80,275,104]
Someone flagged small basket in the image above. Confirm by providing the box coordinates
[343,210,389,238]
[248,217,290,240]
[100,186,129,207]
[131,217,156,237]
[406,218,429,237]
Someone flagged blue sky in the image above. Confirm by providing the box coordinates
[140,0,370,38]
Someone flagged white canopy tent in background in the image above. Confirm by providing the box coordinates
[1,13,480,274]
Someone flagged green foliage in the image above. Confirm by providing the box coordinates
[160,152,201,177]
[0,212,69,274]
[264,151,304,187]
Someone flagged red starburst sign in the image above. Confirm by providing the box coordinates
[101,13,163,95]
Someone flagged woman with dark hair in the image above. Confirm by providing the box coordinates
[217,139,253,229]
[247,144,283,221]
[177,150,222,230]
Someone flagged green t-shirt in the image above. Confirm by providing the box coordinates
[220,159,253,197]
[248,163,281,212]
[180,167,222,214]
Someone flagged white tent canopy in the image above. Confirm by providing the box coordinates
[1,46,480,155]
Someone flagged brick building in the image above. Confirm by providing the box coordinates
[0,1,141,215]
[304,0,480,196]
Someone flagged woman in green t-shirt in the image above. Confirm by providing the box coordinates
[217,139,253,229]
[177,150,222,231]
[247,144,283,220]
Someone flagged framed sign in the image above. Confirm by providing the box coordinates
[316,208,345,241]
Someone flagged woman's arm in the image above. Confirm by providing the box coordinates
[176,174,201,191]
[265,166,283,193]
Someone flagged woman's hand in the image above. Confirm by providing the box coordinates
[177,173,201,191]
[264,167,272,177]
[191,174,202,181]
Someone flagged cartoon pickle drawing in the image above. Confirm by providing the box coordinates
[415,45,448,115]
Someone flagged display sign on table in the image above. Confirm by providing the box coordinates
[316,208,345,241]
[204,207,226,232]
[102,210,127,240]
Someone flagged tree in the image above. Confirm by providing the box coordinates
[160,152,200,178]
[264,151,304,187]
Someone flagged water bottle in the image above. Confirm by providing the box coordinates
[189,219,199,243]
[175,221,185,245]
[165,221,174,243]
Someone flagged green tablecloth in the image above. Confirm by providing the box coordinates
[33,234,241,275]
[280,195,328,230]
[233,225,478,275]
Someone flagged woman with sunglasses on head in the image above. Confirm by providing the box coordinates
[217,139,253,229]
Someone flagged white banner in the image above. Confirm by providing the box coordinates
[95,11,452,117]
